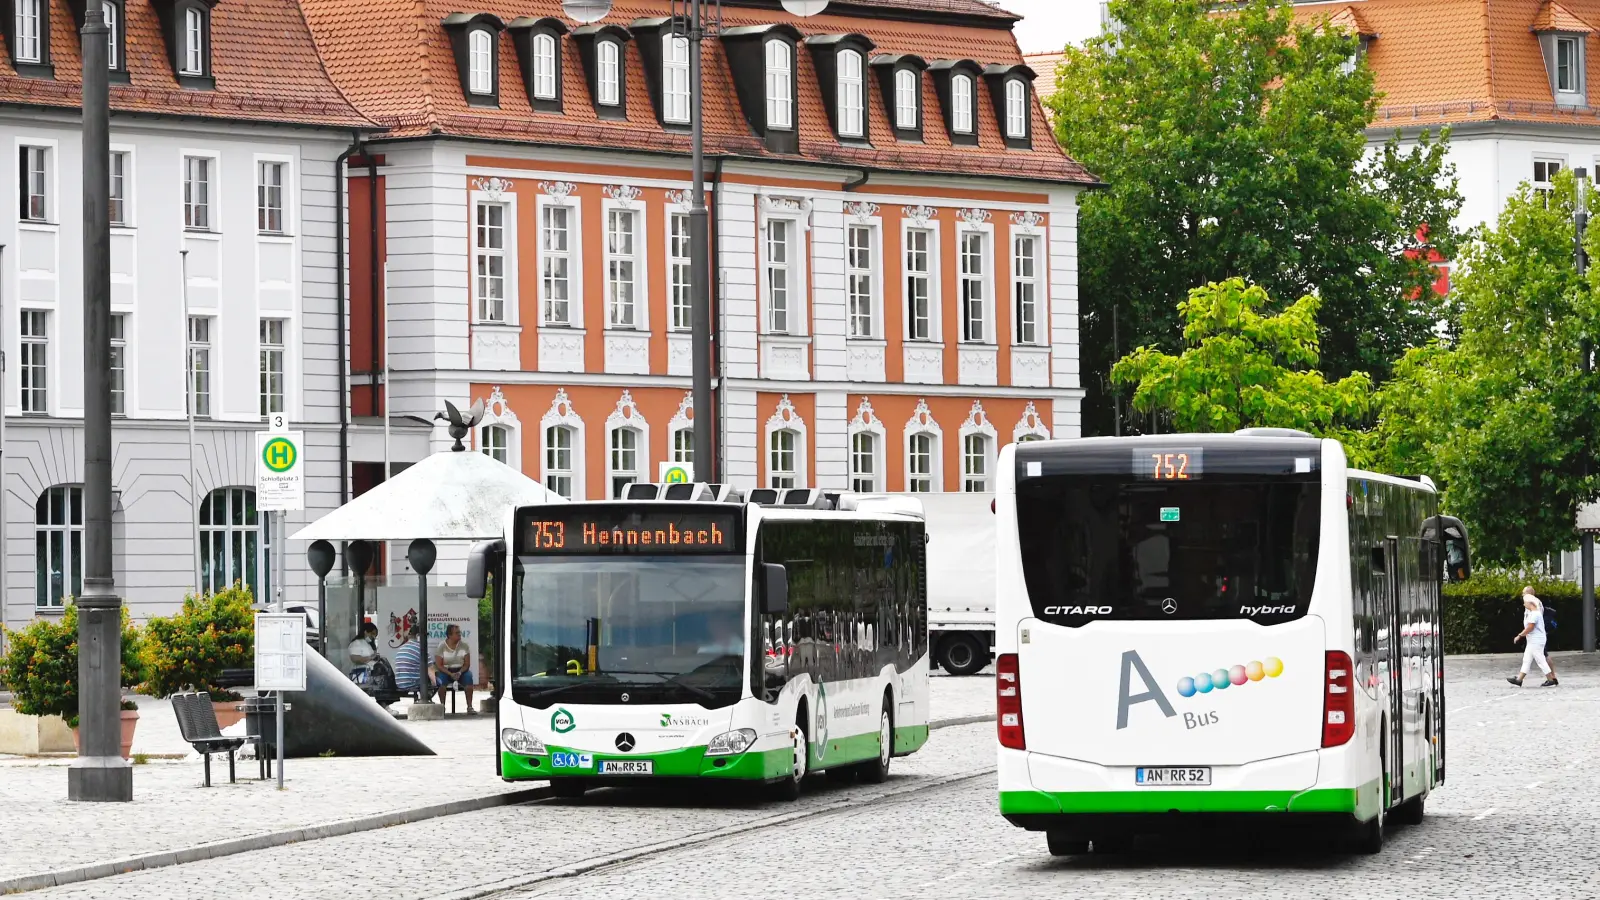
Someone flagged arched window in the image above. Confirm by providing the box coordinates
[1005,79,1028,139]
[847,396,885,493]
[469,29,494,95]
[765,39,793,130]
[895,68,918,131]
[35,485,82,608]
[545,425,574,497]
[1013,400,1051,443]
[904,398,943,493]
[770,430,798,488]
[199,488,258,598]
[481,424,510,464]
[837,49,864,137]
[605,390,648,498]
[952,73,974,134]
[765,394,807,488]
[532,33,558,100]
[598,40,621,106]
[609,427,641,497]
[673,429,694,465]
[959,400,997,493]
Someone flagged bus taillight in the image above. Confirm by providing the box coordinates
[1322,651,1355,748]
[996,653,1025,750]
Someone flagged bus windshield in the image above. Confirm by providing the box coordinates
[512,556,747,708]
[1016,475,1320,624]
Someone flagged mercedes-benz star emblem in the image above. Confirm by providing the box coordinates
[1161,598,1178,615]
[615,733,636,752]
[620,692,630,703]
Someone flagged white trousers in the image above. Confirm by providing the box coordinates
[1521,638,1552,676]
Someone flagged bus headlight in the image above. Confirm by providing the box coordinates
[501,728,546,756]
[705,729,757,756]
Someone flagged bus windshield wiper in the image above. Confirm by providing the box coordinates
[518,679,611,704]
[598,670,720,703]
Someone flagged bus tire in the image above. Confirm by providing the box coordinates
[550,779,588,800]
[1046,832,1089,857]
[770,711,808,802]
[938,633,986,676]
[855,696,894,784]
[1394,793,1425,826]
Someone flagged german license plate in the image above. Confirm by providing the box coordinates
[598,759,653,775]
[1136,766,1210,786]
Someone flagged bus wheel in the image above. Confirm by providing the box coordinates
[1394,793,1425,826]
[1353,749,1386,853]
[938,633,986,676]
[855,698,894,784]
[1046,832,1089,857]
[550,779,588,800]
[770,715,808,802]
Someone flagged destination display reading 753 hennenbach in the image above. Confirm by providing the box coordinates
[516,506,740,555]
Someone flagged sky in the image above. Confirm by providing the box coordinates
[999,0,1103,54]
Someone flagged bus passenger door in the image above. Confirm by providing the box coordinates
[1384,537,1404,808]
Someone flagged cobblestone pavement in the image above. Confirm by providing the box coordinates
[13,655,1593,899]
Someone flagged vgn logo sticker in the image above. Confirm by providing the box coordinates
[551,707,577,734]
[1116,650,1285,731]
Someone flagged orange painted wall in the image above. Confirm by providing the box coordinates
[846,394,1053,492]
[880,205,906,383]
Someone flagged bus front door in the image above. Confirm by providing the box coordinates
[1385,536,1404,809]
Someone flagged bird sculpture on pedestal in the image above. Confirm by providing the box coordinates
[435,399,486,451]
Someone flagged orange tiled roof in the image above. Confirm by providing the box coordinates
[1324,5,1374,37]
[298,0,1094,185]
[0,0,373,129]
[1294,0,1600,129]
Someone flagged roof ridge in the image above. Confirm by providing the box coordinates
[1482,0,1499,120]
[411,0,441,134]
[288,0,382,130]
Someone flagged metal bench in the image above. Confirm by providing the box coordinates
[171,692,247,786]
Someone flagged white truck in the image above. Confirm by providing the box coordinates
[907,492,996,676]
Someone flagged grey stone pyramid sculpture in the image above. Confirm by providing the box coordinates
[281,649,435,758]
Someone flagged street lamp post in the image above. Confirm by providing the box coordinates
[1578,168,1596,654]
[563,0,831,485]
[68,5,133,802]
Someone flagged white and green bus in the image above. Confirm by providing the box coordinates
[994,430,1471,854]
[467,486,931,799]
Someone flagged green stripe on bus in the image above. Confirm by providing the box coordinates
[894,725,929,755]
[500,744,792,782]
[999,788,1360,815]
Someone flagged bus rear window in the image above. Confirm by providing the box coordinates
[1015,476,1319,624]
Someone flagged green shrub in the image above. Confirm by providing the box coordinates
[477,578,494,674]
[1442,571,1581,654]
[0,604,144,728]
[140,585,256,701]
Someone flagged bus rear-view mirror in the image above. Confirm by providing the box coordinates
[762,563,789,615]
[466,539,503,600]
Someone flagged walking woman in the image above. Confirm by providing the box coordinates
[1508,586,1559,687]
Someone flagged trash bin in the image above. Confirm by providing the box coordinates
[241,695,278,779]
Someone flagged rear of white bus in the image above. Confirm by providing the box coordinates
[995,434,1375,848]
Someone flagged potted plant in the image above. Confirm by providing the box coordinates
[0,605,145,759]
[141,585,255,727]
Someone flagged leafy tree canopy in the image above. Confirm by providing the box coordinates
[1050,0,1463,434]
[1375,171,1600,565]
[1111,278,1373,444]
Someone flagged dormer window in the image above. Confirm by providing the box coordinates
[1532,5,1591,108]
[6,0,52,77]
[953,74,973,132]
[182,6,204,74]
[573,24,631,119]
[984,63,1036,149]
[838,50,865,137]
[931,59,982,146]
[509,16,567,113]
[442,13,505,107]
[873,54,928,142]
[103,2,124,73]
[663,34,690,123]
[1559,36,1581,92]
[151,0,217,88]
[766,39,793,129]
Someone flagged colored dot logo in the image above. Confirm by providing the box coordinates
[1177,657,1282,698]
[261,437,297,473]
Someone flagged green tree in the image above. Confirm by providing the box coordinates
[1111,278,1373,442]
[1375,170,1600,565]
[1050,0,1462,434]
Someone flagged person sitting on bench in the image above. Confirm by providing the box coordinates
[394,624,424,696]
[433,625,476,714]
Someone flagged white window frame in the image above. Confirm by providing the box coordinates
[532,32,558,99]
[474,386,522,472]
[109,312,128,416]
[188,315,213,418]
[603,199,648,331]
[102,1,119,70]
[1534,155,1566,192]
[904,399,944,493]
[35,485,83,609]
[765,394,808,489]
[958,400,997,493]
[952,73,974,134]
[1557,36,1581,94]
[895,68,919,130]
[668,204,692,331]
[537,192,582,328]
[182,152,217,232]
[540,388,586,499]
[19,308,48,414]
[903,219,942,342]
[766,39,794,130]
[259,317,286,420]
[605,390,649,499]
[668,390,695,469]
[108,147,132,227]
[1012,231,1045,346]
[481,424,511,463]
[472,191,516,325]
[957,221,995,344]
[544,424,575,496]
[14,0,42,64]
[20,143,49,222]
[846,220,882,339]
[199,487,259,598]
[1005,79,1029,139]
[182,6,205,76]
[469,29,495,95]
[257,159,288,235]
[598,39,622,107]
[663,33,691,124]
[848,397,886,493]
[837,48,865,138]
[760,204,809,336]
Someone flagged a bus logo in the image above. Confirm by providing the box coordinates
[551,708,576,734]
